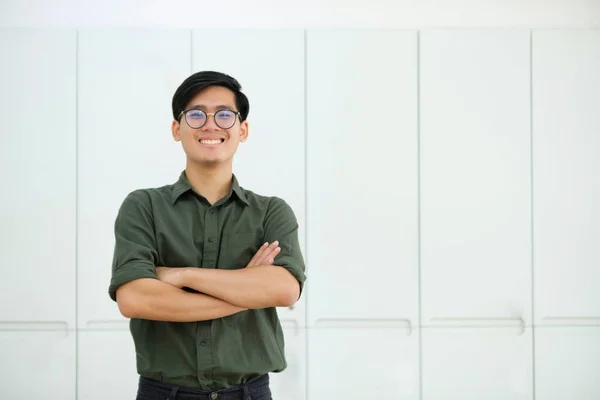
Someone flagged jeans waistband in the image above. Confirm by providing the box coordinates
[138,374,269,399]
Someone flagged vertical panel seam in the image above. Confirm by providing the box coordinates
[303,28,309,400]
[75,28,80,400]
[417,28,423,400]
[530,28,537,400]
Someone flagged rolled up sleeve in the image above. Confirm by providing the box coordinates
[263,197,307,296]
[108,190,159,302]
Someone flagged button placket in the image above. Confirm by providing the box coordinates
[202,206,219,268]
[198,206,218,384]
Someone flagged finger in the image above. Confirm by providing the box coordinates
[247,242,269,267]
[267,248,281,265]
[258,241,278,263]
[258,242,281,265]
[268,246,282,264]
[252,241,276,265]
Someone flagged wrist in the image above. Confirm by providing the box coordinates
[178,267,191,287]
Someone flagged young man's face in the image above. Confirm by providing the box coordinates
[172,85,248,167]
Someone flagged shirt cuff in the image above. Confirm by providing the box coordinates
[108,262,157,302]
[274,256,306,296]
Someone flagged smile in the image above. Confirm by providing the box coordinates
[198,138,225,145]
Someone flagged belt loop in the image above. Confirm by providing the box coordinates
[167,385,179,400]
[242,382,251,400]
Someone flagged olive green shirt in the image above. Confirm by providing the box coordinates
[108,171,306,390]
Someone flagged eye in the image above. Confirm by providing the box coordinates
[215,110,235,119]
[187,110,205,119]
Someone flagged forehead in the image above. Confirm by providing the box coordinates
[186,85,236,109]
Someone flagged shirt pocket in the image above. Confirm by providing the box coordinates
[219,230,265,270]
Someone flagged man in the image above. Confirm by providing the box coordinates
[108,71,306,400]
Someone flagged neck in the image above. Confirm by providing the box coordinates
[185,161,233,205]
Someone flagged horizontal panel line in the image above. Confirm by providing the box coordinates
[0,321,69,331]
[314,318,412,333]
[427,318,525,334]
[421,325,527,329]
[541,317,600,326]
[534,324,600,328]
[279,319,299,328]
[543,317,600,320]
[85,319,128,329]
[429,317,525,324]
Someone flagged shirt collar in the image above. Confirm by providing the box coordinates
[171,170,250,206]
[230,174,250,206]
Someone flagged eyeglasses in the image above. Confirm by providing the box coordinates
[178,108,241,130]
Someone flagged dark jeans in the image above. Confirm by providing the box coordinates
[136,374,273,400]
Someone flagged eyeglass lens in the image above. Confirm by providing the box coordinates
[185,109,237,129]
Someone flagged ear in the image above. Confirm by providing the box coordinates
[239,120,249,143]
[172,119,181,142]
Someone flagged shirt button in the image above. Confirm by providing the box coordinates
[209,209,215,214]
[208,237,214,243]
[200,340,207,346]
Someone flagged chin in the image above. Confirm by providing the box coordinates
[188,156,226,167]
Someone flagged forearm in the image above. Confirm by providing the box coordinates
[116,278,245,322]
[181,266,299,309]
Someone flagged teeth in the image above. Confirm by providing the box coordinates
[200,139,222,145]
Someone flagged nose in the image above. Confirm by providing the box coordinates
[201,113,221,131]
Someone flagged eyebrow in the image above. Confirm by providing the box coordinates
[187,104,235,111]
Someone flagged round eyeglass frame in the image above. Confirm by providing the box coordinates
[178,108,241,130]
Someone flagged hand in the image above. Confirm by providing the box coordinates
[246,241,281,268]
[156,266,188,288]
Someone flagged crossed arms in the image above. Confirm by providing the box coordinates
[109,191,305,323]
[116,242,300,322]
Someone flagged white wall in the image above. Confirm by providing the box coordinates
[1,1,599,399]
[1,0,599,28]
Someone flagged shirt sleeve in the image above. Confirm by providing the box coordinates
[108,189,160,302]
[263,197,307,296]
